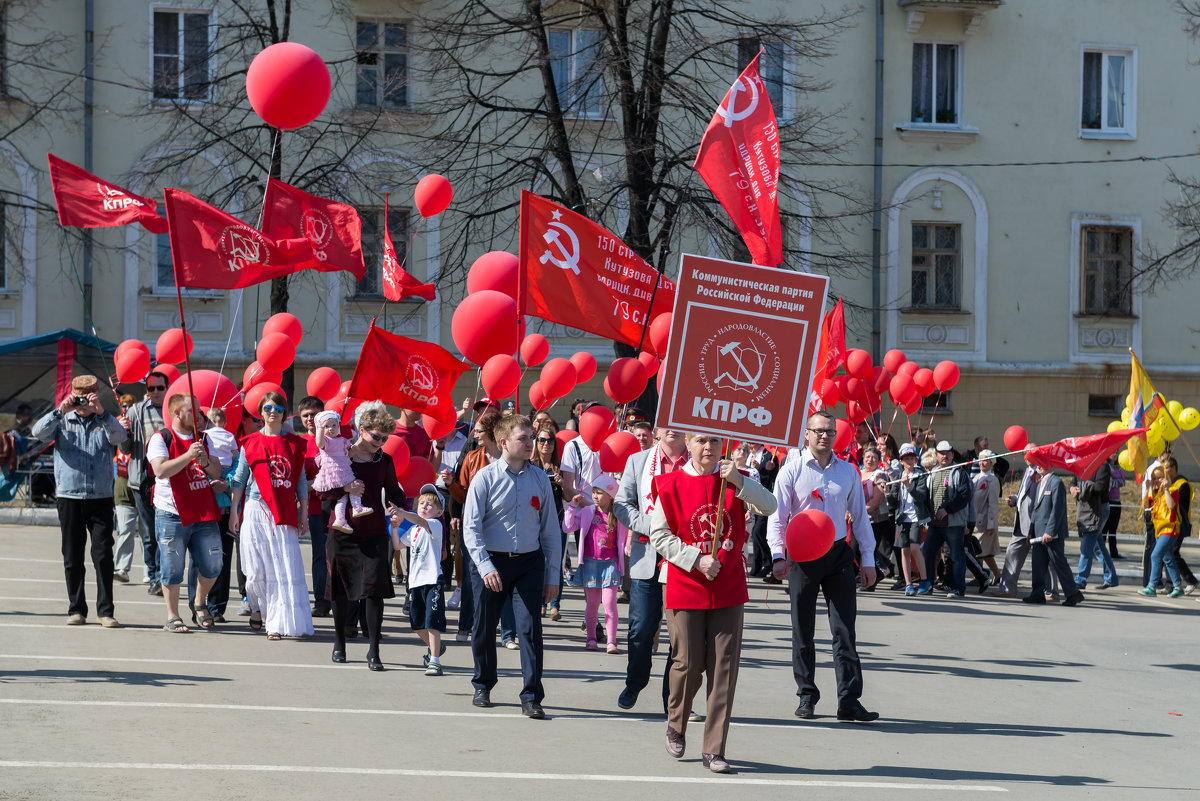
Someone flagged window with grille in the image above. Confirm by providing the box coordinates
[357,207,409,298]
[1081,226,1132,315]
[911,43,959,125]
[152,9,213,101]
[356,20,409,109]
[911,223,960,309]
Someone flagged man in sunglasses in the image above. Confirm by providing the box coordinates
[767,410,879,723]
[118,370,171,595]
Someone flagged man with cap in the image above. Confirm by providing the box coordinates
[919,441,974,597]
[888,442,933,595]
[32,375,128,627]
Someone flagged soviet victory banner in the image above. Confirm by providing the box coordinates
[656,254,827,447]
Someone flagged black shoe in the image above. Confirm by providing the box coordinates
[763,575,782,585]
[331,649,347,663]
[1097,582,1117,589]
[1022,594,1046,604]
[1062,592,1085,607]
[148,582,162,597]
[521,700,546,719]
[472,688,492,708]
[617,687,638,710]
[794,698,816,719]
[312,605,331,618]
[836,702,880,723]
[889,579,907,591]
[366,655,384,671]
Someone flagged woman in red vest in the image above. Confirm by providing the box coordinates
[648,433,776,775]
[229,391,311,640]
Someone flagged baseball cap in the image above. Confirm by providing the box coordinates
[899,443,918,457]
[418,483,440,497]
[935,440,953,452]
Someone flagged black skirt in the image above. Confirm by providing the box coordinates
[327,531,396,601]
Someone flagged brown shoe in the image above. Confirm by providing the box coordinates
[665,725,685,758]
[99,616,121,629]
[702,753,731,774]
[66,614,86,625]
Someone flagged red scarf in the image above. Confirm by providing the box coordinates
[652,470,749,610]
[162,430,219,526]
[241,431,306,528]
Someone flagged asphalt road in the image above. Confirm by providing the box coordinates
[1,522,1197,800]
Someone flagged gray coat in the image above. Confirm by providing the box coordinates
[612,449,659,581]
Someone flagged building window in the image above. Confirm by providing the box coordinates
[1088,394,1120,417]
[152,9,213,101]
[1082,48,1134,136]
[1081,226,1133,315]
[920,391,952,415]
[356,20,409,109]
[548,28,604,117]
[911,42,959,124]
[357,207,409,297]
[737,37,786,115]
[154,232,175,292]
[911,223,960,308]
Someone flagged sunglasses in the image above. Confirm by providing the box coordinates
[536,437,554,444]
[147,385,167,392]
[361,430,387,444]
[261,404,286,414]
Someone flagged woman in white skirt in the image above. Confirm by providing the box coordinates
[229,391,313,640]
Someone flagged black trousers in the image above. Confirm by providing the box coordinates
[871,519,895,574]
[1142,511,1156,587]
[787,541,863,706]
[470,551,547,703]
[749,515,771,576]
[1171,525,1197,586]
[1030,537,1079,598]
[57,497,116,619]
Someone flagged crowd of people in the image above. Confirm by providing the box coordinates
[20,372,1200,775]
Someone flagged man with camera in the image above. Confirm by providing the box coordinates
[32,375,128,627]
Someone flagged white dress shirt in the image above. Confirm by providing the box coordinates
[766,448,875,560]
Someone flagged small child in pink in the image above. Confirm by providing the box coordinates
[312,410,372,533]
[563,474,628,653]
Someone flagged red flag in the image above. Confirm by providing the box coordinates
[381,195,436,302]
[260,178,365,281]
[47,153,168,235]
[1024,429,1148,480]
[163,188,315,290]
[348,323,470,419]
[807,299,846,414]
[693,52,782,267]
[519,190,675,352]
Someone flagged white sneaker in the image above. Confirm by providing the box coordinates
[1185,583,1198,595]
[456,631,470,642]
[447,588,462,609]
[504,640,519,650]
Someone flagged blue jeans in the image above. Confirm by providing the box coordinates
[1149,536,1183,589]
[187,512,233,615]
[624,576,663,695]
[922,525,966,594]
[133,483,160,584]
[1076,528,1117,587]
[155,512,221,586]
[309,512,331,611]
[548,529,568,610]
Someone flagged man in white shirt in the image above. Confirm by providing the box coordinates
[767,411,878,723]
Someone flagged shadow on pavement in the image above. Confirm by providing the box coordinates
[0,669,232,687]
[731,758,1113,786]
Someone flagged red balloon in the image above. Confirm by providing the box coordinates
[569,351,597,383]
[869,366,892,395]
[305,367,342,402]
[414,174,453,218]
[528,381,550,411]
[451,290,519,365]
[382,435,411,476]
[598,431,640,473]
[637,352,660,377]
[339,380,353,396]
[1004,425,1029,452]
[820,378,841,406]
[166,370,243,434]
[262,312,303,345]
[897,361,920,377]
[115,348,151,384]
[845,349,873,379]
[482,354,521,399]
[256,332,296,373]
[844,376,866,404]
[556,430,579,452]
[156,328,193,365]
[579,406,617,451]
[423,413,457,441]
[648,313,672,357]
[862,391,882,414]
[154,363,181,386]
[245,42,330,130]
[657,361,666,394]
[243,361,282,389]
[883,349,907,374]
[540,358,577,400]
[889,373,917,405]
[244,382,286,418]
[785,509,836,562]
[338,397,363,423]
[466,252,519,301]
[833,418,853,452]
[912,368,936,397]
[847,400,865,424]
[933,360,960,392]
[901,393,923,415]
[397,455,438,498]
[115,339,150,365]
[605,358,648,404]
[520,333,549,367]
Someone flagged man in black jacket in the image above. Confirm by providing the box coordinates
[1025,466,1084,606]
[1071,459,1117,590]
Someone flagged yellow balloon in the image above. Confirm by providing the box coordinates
[1147,428,1163,449]
[1118,448,1135,472]
[1107,419,1124,433]
[1168,399,1184,419]
[1180,407,1200,431]
[1121,407,1131,424]
[1150,438,1166,457]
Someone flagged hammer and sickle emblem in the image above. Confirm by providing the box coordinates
[715,340,764,392]
[539,221,582,276]
[717,76,760,129]
[301,210,331,261]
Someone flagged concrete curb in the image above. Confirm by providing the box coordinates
[0,507,58,526]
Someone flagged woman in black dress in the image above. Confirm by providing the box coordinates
[328,402,405,671]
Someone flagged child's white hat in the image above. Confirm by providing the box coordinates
[314,410,340,429]
[589,474,619,498]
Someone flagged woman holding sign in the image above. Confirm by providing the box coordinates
[648,433,775,774]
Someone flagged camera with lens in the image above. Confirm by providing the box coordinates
[71,396,87,406]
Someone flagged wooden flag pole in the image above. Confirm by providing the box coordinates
[711,438,733,552]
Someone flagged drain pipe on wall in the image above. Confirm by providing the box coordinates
[870,0,884,360]
[82,0,95,321]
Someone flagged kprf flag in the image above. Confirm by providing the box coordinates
[381,195,436,302]
[1024,429,1148,481]
[1123,350,1166,480]
[808,298,845,414]
[347,323,469,420]
[693,51,782,267]
[163,188,314,289]
[47,153,168,235]
[260,178,365,281]
[518,190,675,354]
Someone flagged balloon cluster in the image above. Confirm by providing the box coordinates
[815,348,961,434]
[1110,396,1199,471]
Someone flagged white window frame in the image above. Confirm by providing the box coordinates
[1079,44,1136,140]
[910,41,963,127]
[355,19,412,111]
[148,4,217,105]
[548,28,605,119]
[735,35,795,123]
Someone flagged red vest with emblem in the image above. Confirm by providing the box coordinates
[652,470,750,610]
[241,432,306,527]
[162,430,220,525]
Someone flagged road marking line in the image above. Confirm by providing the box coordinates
[0,577,62,583]
[0,760,1007,790]
[0,557,62,564]
[0,596,164,606]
